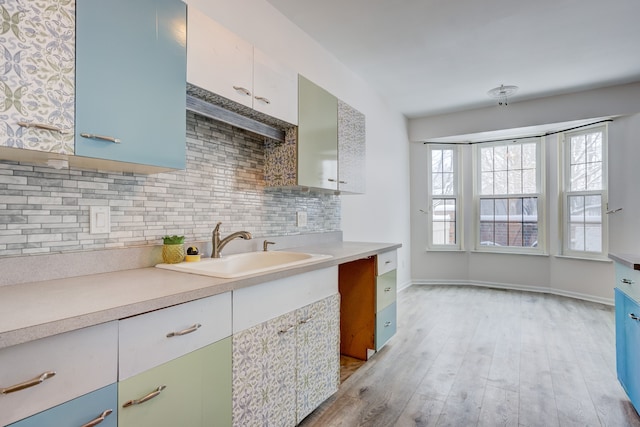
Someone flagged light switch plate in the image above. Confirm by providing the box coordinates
[90,206,111,234]
[297,211,307,227]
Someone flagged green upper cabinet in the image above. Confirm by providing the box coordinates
[298,75,339,191]
[75,0,187,171]
[0,0,75,154]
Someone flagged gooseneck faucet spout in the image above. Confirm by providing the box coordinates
[212,222,252,258]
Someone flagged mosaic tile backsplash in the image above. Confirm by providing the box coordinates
[0,112,341,257]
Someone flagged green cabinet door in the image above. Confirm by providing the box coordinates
[75,0,186,169]
[119,338,232,427]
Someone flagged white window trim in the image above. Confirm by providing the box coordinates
[473,138,546,254]
[426,145,461,250]
[561,124,608,260]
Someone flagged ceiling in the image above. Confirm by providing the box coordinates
[265,0,640,118]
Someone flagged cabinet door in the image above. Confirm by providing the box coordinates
[298,75,338,190]
[0,0,75,154]
[187,8,253,108]
[296,294,340,422]
[337,100,366,194]
[617,289,640,412]
[8,384,117,427]
[232,311,297,427]
[118,347,203,427]
[253,49,298,125]
[201,338,233,427]
[75,0,186,169]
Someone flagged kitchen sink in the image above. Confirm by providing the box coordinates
[155,251,333,278]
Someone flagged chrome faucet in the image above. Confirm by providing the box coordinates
[211,222,252,258]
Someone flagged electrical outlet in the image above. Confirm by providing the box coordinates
[297,211,308,227]
[90,206,111,234]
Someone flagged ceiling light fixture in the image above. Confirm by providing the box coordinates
[487,84,518,106]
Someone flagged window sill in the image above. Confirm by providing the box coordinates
[426,248,465,253]
[470,249,549,257]
[553,254,612,263]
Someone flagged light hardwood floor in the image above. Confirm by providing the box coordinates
[300,285,640,427]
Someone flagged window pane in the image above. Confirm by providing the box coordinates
[522,143,536,168]
[585,225,602,252]
[444,199,456,220]
[586,162,602,191]
[481,147,493,172]
[444,223,456,245]
[586,132,602,162]
[571,136,586,164]
[432,173,443,195]
[480,197,538,248]
[508,222,523,246]
[585,195,601,222]
[480,221,495,246]
[570,164,586,191]
[432,198,456,246]
[481,172,494,195]
[480,199,494,217]
[494,171,508,194]
[494,222,508,246]
[442,149,453,172]
[495,198,508,216]
[569,195,585,221]
[442,172,454,195]
[507,144,521,170]
[508,198,522,222]
[508,170,522,194]
[432,149,442,172]
[522,169,536,193]
[432,223,445,245]
[569,223,585,251]
[494,146,507,171]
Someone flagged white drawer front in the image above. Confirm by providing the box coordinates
[233,267,338,333]
[0,322,118,426]
[119,292,231,380]
[377,250,397,276]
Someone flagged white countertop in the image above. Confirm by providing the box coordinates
[0,241,400,349]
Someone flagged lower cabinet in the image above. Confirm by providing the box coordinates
[232,293,340,426]
[7,383,117,427]
[118,337,232,427]
[615,288,640,414]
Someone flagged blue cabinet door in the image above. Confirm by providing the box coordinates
[8,383,117,427]
[615,288,640,413]
[76,0,186,169]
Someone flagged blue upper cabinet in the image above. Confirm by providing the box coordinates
[75,0,187,171]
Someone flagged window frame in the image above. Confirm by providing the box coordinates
[561,124,608,259]
[426,145,461,250]
[473,138,545,254]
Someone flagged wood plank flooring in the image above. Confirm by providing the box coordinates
[300,285,640,427]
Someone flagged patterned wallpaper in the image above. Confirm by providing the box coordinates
[0,112,341,257]
[0,0,75,154]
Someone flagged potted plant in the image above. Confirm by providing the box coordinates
[162,235,185,264]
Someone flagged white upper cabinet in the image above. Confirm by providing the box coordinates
[187,8,298,125]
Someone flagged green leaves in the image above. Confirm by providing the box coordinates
[162,235,185,245]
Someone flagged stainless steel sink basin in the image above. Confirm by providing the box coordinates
[155,251,332,278]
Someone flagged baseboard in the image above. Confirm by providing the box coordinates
[397,279,413,292]
[409,279,614,306]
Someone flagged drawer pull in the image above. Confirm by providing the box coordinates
[384,287,392,292]
[299,315,315,324]
[630,313,640,321]
[384,321,392,327]
[1,371,56,395]
[123,385,166,407]
[233,86,251,96]
[254,95,271,105]
[385,261,392,265]
[80,409,113,427]
[621,278,635,285]
[80,133,121,144]
[166,323,202,338]
[278,325,295,335]
[17,121,70,134]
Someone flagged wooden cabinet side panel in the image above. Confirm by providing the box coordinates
[339,258,376,360]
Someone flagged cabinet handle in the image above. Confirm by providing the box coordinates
[278,325,295,335]
[621,278,635,285]
[384,321,392,327]
[327,178,337,183]
[384,287,392,292]
[233,86,251,96]
[123,385,166,408]
[254,95,271,105]
[1,371,56,395]
[385,261,392,264]
[80,133,121,144]
[630,313,640,321]
[80,409,113,427]
[17,121,70,134]
[299,315,315,324]
[166,323,202,338]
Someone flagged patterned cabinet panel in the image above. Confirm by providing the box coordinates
[0,0,75,154]
[337,100,366,194]
[232,310,297,427]
[296,293,340,423]
[75,0,186,169]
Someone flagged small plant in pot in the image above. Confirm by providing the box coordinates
[162,235,185,264]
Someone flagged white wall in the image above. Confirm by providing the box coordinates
[409,82,640,304]
[186,0,412,287]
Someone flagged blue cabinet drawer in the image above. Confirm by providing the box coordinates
[615,288,640,413]
[8,383,117,427]
[375,302,397,351]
